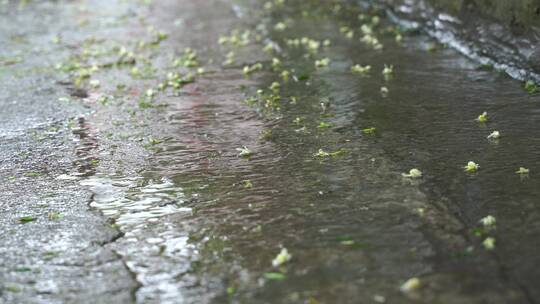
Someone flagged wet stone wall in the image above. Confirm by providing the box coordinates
[380,0,540,81]
[428,0,540,28]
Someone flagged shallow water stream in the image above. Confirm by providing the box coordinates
[75,0,540,303]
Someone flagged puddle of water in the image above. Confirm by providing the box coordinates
[77,0,540,303]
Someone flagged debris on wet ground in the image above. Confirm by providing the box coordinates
[271,248,292,267]
[402,168,422,179]
[464,161,480,173]
[400,277,421,293]
[2,0,540,303]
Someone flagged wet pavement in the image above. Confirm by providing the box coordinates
[0,2,137,303]
[1,0,540,303]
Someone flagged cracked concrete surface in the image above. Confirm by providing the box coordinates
[0,1,138,302]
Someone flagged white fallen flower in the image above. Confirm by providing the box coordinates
[361,34,378,45]
[272,248,292,267]
[351,64,371,74]
[315,58,330,68]
[360,24,373,35]
[271,57,281,69]
[487,131,500,140]
[314,149,330,158]
[306,39,320,53]
[479,215,496,227]
[476,111,488,122]
[269,81,281,92]
[402,168,422,178]
[274,22,287,31]
[483,237,495,250]
[516,167,530,174]
[243,63,263,75]
[236,146,253,157]
[281,70,290,81]
[382,64,393,75]
[464,161,479,173]
[400,277,421,293]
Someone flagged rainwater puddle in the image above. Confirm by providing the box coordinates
[78,0,540,303]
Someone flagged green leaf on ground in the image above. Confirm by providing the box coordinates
[24,172,42,177]
[19,216,36,223]
[264,272,286,280]
[15,267,32,272]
